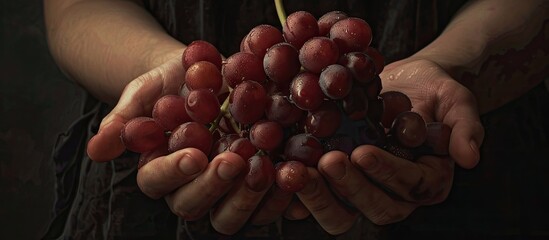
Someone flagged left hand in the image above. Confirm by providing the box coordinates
[294,58,485,235]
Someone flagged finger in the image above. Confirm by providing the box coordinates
[165,152,246,221]
[296,167,358,235]
[249,185,294,225]
[283,198,311,220]
[87,57,185,162]
[348,146,453,204]
[317,150,417,225]
[137,148,208,199]
[436,80,484,169]
[210,156,275,235]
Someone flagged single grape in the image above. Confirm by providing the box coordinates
[228,137,258,161]
[275,161,309,193]
[242,24,284,58]
[365,46,385,74]
[263,42,301,87]
[304,101,342,138]
[390,111,427,148]
[152,95,191,131]
[121,117,167,153]
[283,11,319,49]
[265,93,305,127]
[222,52,266,88]
[318,11,348,36]
[246,155,276,192]
[319,64,353,99]
[229,80,268,125]
[184,61,223,94]
[182,40,222,71]
[290,72,324,111]
[185,89,220,125]
[379,91,413,128]
[329,17,372,54]
[299,37,339,74]
[168,122,213,155]
[284,133,324,167]
[249,120,284,151]
[339,51,376,85]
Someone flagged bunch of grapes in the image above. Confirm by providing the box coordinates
[120,10,451,193]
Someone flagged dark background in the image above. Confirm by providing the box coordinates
[1,1,548,240]
[0,1,84,239]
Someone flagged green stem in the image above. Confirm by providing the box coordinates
[209,94,231,132]
[274,0,287,26]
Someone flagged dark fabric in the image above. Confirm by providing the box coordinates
[43,1,549,239]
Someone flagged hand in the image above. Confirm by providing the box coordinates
[86,54,272,235]
[295,59,485,235]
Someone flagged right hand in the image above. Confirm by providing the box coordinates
[86,54,273,235]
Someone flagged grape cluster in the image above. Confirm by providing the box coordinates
[120,10,451,193]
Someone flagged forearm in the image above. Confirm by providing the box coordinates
[412,0,549,113]
[44,0,185,105]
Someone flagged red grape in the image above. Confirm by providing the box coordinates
[246,155,275,192]
[222,52,266,88]
[121,117,167,153]
[168,122,213,154]
[284,133,324,167]
[184,61,223,94]
[319,64,353,99]
[390,111,427,148]
[275,161,309,193]
[299,37,339,74]
[229,80,268,125]
[242,24,284,58]
[152,95,191,131]
[290,72,324,111]
[249,120,284,151]
[329,17,372,54]
[182,40,222,71]
[379,91,413,128]
[263,42,301,87]
[283,11,319,49]
[318,11,348,36]
[304,101,342,138]
[185,89,220,124]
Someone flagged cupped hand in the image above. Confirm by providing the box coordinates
[85,53,272,235]
[296,58,485,235]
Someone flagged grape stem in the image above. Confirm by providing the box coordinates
[274,0,287,26]
[209,94,231,132]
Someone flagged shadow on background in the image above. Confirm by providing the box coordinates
[1,1,84,239]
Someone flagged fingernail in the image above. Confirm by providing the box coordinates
[217,160,240,180]
[322,162,346,180]
[179,153,202,175]
[356,154,377,171]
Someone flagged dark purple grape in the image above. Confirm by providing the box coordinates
[339,51,376,85]
[342,87,369,120]
[290,72,324,111]
[284,133,324,167]
[228,137,258,161]
[304,101,342,138]
[263,42,301,87]
[319,64,353,100]
[265,93,305,127]
[390,111,427,148]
